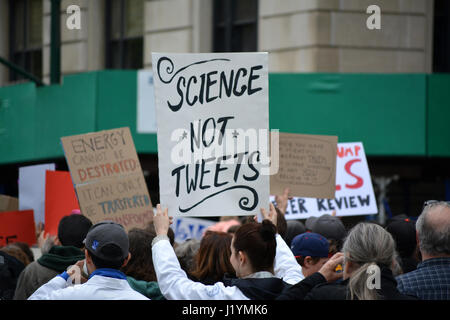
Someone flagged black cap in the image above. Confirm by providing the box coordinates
[309,214,347,241]
[83,221,129,261]
[386,218,416,257]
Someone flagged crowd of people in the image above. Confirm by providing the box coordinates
[1,188,449,301]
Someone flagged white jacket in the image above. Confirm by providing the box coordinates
[28,272,149,300]
[152,234,303,300]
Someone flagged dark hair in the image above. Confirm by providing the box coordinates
[88,244,125,269]
[295,256,322,267]
[233,220,277,272]
[190,231,235,284]
[8,242,34,263]
[58,214,93,248]
[0,245,30,266]
[120,228,157,282]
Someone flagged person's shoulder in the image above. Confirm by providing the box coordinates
[306,281,347,300]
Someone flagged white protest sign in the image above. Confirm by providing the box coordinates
[271,142,378,219]
[137,70,157,133]
[19,163,55,224]
[171,216,215,243]
[152,52,270,217]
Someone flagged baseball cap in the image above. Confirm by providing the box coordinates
[310,214,347,241]
[291,232,329,258]
[83,221,129,261]
[386,218,416,257]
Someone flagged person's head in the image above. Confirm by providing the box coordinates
[120,228,157,282]
[174,238,201,274]
[190,231,235,283]
[230,220,276,278]
[83,221,131,274]
[416,201,450,259]
[58,214,93,248]
[342,222,397,300]
[308,214,347,253]
[283,220,306,247]
[385,217,417,258]
[8,242,34,263]
[291,232,329,277]
[0,245,30,267]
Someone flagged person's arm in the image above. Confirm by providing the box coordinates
[152,205,248,300]
[277,253,344,300]
[260,203,303,284]
[27,272,71,300]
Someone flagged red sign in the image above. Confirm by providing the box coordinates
[45,170,80,236]
[0,210,36,246]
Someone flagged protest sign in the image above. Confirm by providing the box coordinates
[152,52,270,217]
[44,170,80,236]
[271,142,378,219]
[19,163,55,224]
[61,127,153,230]
[0,210,36,246]
[171,216,215,243]
[137,70,157,133]
[0,195,18,212]
[271,132,338,199]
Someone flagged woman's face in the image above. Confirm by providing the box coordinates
[229,236,241,277]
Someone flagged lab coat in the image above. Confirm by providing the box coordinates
[152,234,304,300]
[28,273,149,300]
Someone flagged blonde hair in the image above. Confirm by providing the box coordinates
[343,223,396,300]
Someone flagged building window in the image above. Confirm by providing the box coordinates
[9,0,43,81]
[213,0,258,52]
[105,0,144,69]
[433,0,450,72]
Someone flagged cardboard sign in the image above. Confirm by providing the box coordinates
[0,210,36,247]
[61,127,153,230]
[137,70,157,133]
[271,132,338,199]
[152,52,270,217]
[0,195,18,212]
[271,142,378,219]
[171,217,215,243]
[44,170,80,236]
[19,163,55,224]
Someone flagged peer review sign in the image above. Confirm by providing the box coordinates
[152,52,270,217]
[61,127,153,230]
[271,142,378,219]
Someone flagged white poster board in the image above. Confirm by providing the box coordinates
[171,217,215,243]
[271,142,378,219]
[19,163,55,224]
[152,52,270,217]
[137,70,157,133]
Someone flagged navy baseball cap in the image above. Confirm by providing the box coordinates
[291,232,329,258]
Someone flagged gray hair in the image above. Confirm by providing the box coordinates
[343,223,397,300]
[416,201,450,256]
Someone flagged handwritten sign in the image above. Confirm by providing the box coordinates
[44,170,80,236]
[61,127,153,230]
[152,53,270,217]
[271,132,337,199]
[271,142,377,219]
[171,217,215,243]
[19,163,55,224]
[0,210,36,247]
[0,195,18,212]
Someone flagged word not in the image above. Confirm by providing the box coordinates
[366,5,381,30]
[99,194,151,214]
